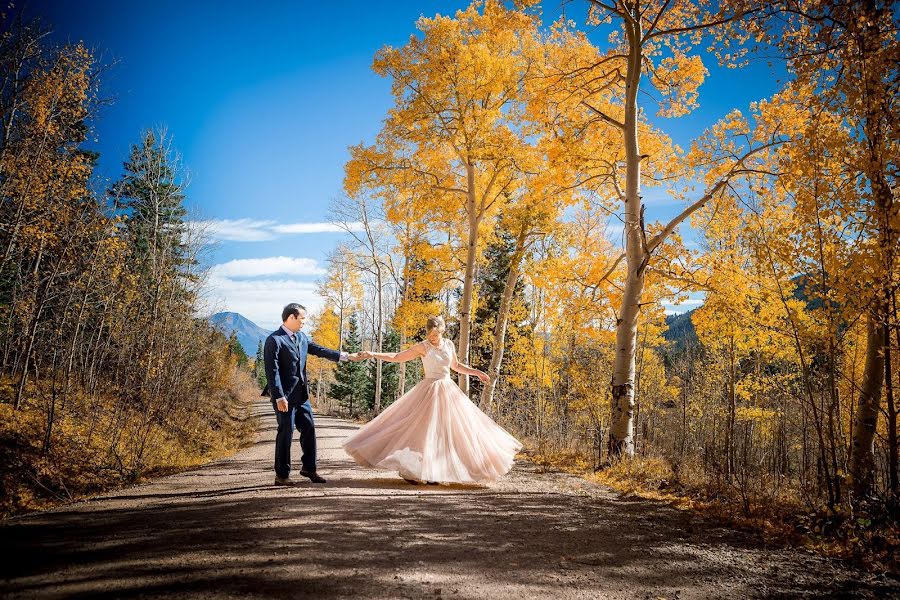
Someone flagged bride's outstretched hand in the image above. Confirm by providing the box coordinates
[475,370,490,384]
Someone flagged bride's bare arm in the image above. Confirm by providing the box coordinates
[360,344,425,363]
[448,343,489,383]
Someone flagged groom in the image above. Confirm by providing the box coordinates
[264,302,361,485]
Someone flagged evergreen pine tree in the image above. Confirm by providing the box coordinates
[471,221,533,395]
[330,316,368,416]
[368,326,401,409]
[255,340,267,390]
[403,355,422,392]
[226,332,249,368]
[111,129,192,286]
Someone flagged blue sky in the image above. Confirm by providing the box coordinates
[26,0,784,328]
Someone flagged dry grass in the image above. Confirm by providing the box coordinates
[526,445,900,575]
[0,371,257,518]
[519,446,593,473]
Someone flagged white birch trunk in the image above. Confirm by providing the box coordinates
[849,309,886,498]
[373,266,384,413]
[608,14,644,459]
[457,160,480,396]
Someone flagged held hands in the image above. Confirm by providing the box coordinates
[348,352,372,362]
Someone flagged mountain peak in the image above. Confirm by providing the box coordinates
[209,312,270,356]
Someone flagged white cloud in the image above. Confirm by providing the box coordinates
[200,256,329,328]
[271,221,366,234]
[191,219,277,242]
[200,275,325,330]
[210,256,325,278]
[663,298,703,307]
[188,219,370,242]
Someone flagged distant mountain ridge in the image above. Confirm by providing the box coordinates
[209,312,270,356]
[662,309,699,355]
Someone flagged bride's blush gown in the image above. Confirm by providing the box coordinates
[342,337,522,483]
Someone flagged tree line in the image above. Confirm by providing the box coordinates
[0,14,252,515]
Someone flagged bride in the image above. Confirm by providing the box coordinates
[342,316,521,484]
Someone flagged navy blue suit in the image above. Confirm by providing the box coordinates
[264,327,341,477]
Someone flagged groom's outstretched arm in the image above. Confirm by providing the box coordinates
[264,336,288,400]
[307,339,344,363]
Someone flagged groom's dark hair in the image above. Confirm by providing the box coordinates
[282,303,307,322]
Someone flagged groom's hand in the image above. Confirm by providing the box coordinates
[348,352,365,362]
[276,398,289,412]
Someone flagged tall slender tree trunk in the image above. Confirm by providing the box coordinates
[727,338,736,481]
[457,161,480,396]
[825,337,844,505]
[397,329,407,397]
[884,317,897,498]
[849,309,886,500]
[338,305,345,353]
[481,240,526,413]
[373,266,384,413]
[608,15,643,459]
[890,290,900,499]
[43,345,62,453]
[1,282,20,372]
[848,0,895,502]
[316,365,324,407]
[15,243,48,410]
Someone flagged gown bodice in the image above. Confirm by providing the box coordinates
[421,338,452,380]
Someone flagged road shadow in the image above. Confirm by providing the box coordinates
[2,481,895,599]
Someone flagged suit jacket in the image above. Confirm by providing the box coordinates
[263,328,341,404]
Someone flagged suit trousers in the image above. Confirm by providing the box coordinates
[273,400,316,477]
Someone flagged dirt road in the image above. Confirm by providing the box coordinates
[1,399,897,599]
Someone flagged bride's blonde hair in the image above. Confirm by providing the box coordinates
[425,316,446,334]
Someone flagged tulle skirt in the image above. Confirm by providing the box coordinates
[342,376,522,483]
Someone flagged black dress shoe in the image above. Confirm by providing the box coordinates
[274,476,294,486]
[298,470,326,483]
